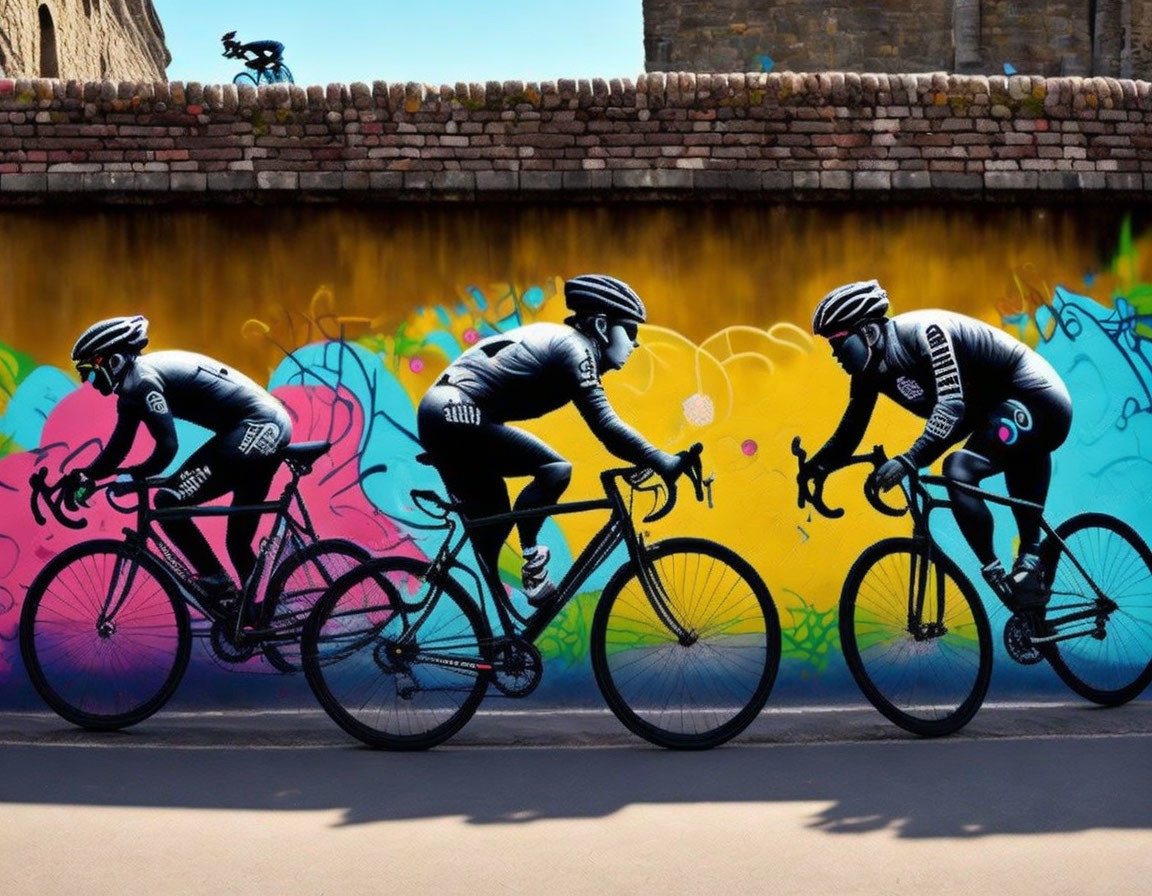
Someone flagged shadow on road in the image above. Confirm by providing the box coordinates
[3,726,1150,838]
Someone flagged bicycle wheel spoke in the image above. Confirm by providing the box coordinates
[592,539,779,749]
[259,540,369,673]
[1044,515,1152,703]
[22,544,188,728]
[302,558,489,749]
[841,541,991,736]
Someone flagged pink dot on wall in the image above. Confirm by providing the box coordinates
[463,328,479,345]
[741,439,758,456]
[409,358,425,374]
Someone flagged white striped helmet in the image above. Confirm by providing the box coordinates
[811,280,890,336]
[71,315,150,364]
[564,274,647,323]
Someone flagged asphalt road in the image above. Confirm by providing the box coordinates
[2,702,1150,895]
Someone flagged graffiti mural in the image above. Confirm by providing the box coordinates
[0,205,1150,710]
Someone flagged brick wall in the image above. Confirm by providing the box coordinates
[1,72,1150,202]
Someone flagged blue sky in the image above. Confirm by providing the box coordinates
[154,1,644,87]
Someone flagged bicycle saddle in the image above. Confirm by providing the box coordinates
[282,441,331,475]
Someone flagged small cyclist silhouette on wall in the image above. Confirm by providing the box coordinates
[221,31,294,86]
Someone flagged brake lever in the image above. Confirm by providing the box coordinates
[791,437,844,519]
[28,467,88,530]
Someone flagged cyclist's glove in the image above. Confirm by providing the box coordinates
[60,469,93,510]
[874,454,914,491]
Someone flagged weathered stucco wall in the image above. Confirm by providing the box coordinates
[0,1,168,81]
[642,0,1152,78]
[0,72,1149,202]
[643,0,958,75]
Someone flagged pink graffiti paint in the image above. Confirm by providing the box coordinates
[0,382,419,678]
[741,439,758,456]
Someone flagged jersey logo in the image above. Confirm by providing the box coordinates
[146,391,169,415]
[995,399,1033,445]
[577,351,599,389]
[924,324,963,401]
[895,376,925,401]
[239,422,283,456]
[174,465,211,500]
[443,400,482,426]
[925,406,960,441]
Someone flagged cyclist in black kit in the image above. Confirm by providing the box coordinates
[800,280,1073,607]
[417,274,684,604]
[63,315,293,612]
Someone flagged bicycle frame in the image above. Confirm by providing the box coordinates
[69,469,324,643]
[406,464,699,656]
[905,474,1114,644]
[813,445,1117,646]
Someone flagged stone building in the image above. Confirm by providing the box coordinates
[0,1,169,80]
[643,0,1152,78]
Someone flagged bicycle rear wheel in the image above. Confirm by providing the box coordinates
[840,538,992,737]
[590,537,780,749]
[19,540,191,730]
[261,538,370,673]
[301,557,491,750]
[1040,513,1152,705]
[232,73,257,87]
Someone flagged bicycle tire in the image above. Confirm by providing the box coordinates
[1040,513,1152,705]
[272,64,294,84]
[839,537,992,737]
[20,540,191,730]
[590,537,780,749]
[301,557,491,750]
[232,73,258,87]
[260,538,371,673]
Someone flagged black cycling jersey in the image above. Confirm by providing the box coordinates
[435,322,662,469]
[819,310,1069,469]
[84,350,291,480]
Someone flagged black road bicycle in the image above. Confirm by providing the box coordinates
[793,437,1152,736]
[20,441,368,730]
[221,31,294,87]
[301,444,781,750]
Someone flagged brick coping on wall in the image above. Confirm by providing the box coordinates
[0,72,1150,204]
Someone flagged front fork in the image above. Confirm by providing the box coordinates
[96,546,146,635]
[635,536,697,646]
[907,536,947,640]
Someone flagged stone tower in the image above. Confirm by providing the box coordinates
[0,1,169,81]
[643,1,1152,78]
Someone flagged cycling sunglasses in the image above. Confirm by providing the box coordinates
[824,324,865,346]
[75,361,99,382]
[616,320,639,342]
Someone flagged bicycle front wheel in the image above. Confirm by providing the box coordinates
[19,540,191,730]
[591,537,780,749]
[232,73,258,87]
[1041,513,1152,705]
[261,538,371,673]
[301,557,491,750]
[840,538,992,737]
